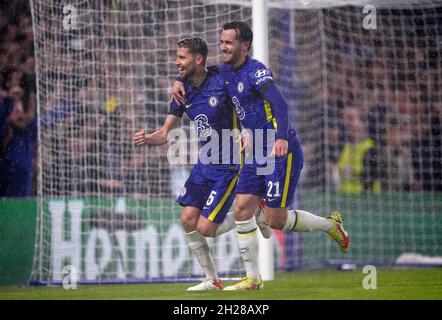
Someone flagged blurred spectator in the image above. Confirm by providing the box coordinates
[1,1,440,199]
[0,0,36,197]
[366,97,389,149]
[324,119,341,192]
[62,122,125,196]
[0,96,36,197]
[379,117,415,192]
[336,106,380,194]
[411,111,442,192]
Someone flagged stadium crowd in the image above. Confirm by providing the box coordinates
[0,1,441,198]
[0,0,36,197]
[292,6,442,193]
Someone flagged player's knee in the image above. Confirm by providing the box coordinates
[265,210,286,230]
[234,204,253,221]
[181,212,198,230]
[197,222,216,237]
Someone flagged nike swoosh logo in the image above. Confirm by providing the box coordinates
[185,104,192,108]
[267,198,279,202]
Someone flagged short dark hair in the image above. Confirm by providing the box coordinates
[222,21,253,50]
[177,37,208,61]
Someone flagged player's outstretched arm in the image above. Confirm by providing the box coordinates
[133,114,180,146]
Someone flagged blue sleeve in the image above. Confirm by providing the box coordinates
[260,83,289,140]
[168,100,184,117]
[250,66,275,91]
[39,101,80,130]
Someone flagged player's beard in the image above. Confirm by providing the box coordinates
[181,65,197,80]
[223,47,241,67]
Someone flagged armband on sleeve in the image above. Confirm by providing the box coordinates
[168,107,184,118]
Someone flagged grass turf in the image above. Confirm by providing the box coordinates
[1,267,441,300]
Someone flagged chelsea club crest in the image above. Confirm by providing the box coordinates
[208,96,218,107]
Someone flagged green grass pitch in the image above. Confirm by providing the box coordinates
[1,267,441,300]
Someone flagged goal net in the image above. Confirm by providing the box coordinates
[289,0,442,268]
[30,0,442,284]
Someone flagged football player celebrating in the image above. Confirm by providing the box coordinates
[172,22,349,291]
[134,37,269,291]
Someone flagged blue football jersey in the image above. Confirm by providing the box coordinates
[218,58,303,207]
[219,56,295,139]
[169,69,241,166]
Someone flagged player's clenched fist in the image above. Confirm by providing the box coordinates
[133,129,146,146]
[270,139,289,157]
